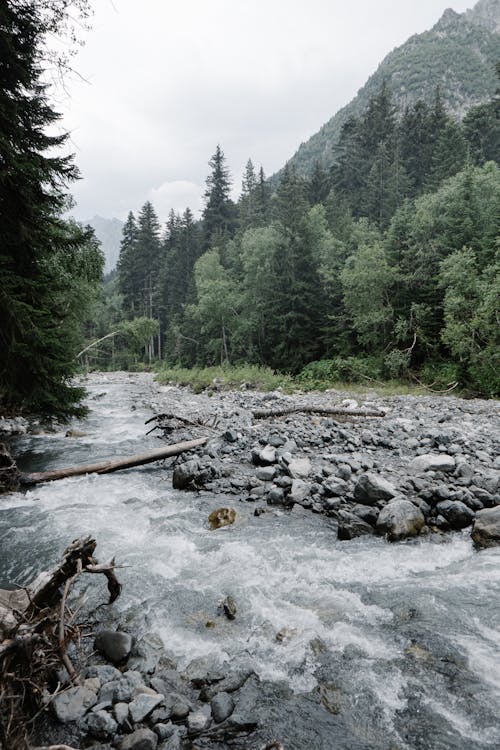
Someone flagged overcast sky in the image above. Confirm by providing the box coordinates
[59,0,475,223]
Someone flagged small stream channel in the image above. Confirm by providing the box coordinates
[1,373,499,749]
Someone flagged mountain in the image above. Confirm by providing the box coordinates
[86,215,124,273]
[278,0,500,179]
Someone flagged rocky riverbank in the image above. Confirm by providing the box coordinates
[148,381,500,547]
[4,375,500,749]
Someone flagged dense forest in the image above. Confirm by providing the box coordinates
[0,0,104,416]
[89,81,500,396]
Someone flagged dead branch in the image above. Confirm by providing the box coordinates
[252,405,385,420]
[0,538,122,750]
[20,437,208,486]
[145,412,218,435]
[411,374,459,394]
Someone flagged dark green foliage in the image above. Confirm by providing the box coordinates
[203,145,236,249]
[0,0,103,416]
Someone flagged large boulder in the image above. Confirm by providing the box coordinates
[435,500,475,529]
[288,478,312,506]
[471,506,500,549]
[376,499,425,541]
[172,459,201,489]
[409,454,455,474]
[353,472,397,505]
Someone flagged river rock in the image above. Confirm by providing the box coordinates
[353,472,397,505]
[256,445,277,465]
[187,709,211,734]
[471,506,500,549]
[287,458,312,478]
[208,507,236,529]
[94,630,133,664]
[86,665,122,683]
[114,702,130,726]
[257,465,277,481]
[323,477,349,497]
[288,478,311,505]
[183,654,227,687]
[376,499,425,541]
[121,727,158,750]
[211,691,235,723]
[172,458,201,489]
[52,685,97,722]
[85,709,118,739]
[129,692,164,723]
[409,454,455,474]
[435,500,475,529]
[99,678,132,704]
[337,511,375,540]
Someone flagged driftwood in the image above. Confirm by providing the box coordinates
[0,537,121,750]
[20,437,208,486]
[252,405,385,420]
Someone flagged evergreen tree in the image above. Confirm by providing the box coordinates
[239,158,259,231]
[0,0,102,415]
[202,145,235,248]
[255,166,271,225]
[308,160,330,206]
[117,211,139,317]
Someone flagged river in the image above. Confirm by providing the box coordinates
[1,373,499,749]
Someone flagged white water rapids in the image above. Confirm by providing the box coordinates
[1,373,499,749]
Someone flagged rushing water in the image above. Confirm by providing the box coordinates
[1,373,499,749]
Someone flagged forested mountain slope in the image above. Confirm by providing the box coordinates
[278,0,500,179]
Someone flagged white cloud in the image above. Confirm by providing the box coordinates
[148,180,204,222]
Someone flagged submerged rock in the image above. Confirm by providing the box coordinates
[376,499,425,541]
[471,506,500,549]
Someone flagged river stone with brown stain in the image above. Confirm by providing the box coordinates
[209,508,236,529]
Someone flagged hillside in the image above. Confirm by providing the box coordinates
[86,215,124,273]
[279,0,500,179]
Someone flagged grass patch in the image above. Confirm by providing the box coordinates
[155,364,294,393]
[155,364,433,397]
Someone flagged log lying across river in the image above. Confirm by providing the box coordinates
[20,437,208,486]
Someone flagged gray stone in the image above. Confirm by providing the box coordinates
[172,458,200,489]
[211,691,235,723]
[85,665,122,683]
[114,701,130,726]
[121,727,158,750]
[337,511,375,540]
[153,722,175,740]
[258,445,277,465]
[85,709,118,739]
[170,698,191,721]
[98,678,132,704]
[123,670,145,689]
[187,709,211,734]
[409,454,455,474]
[52,686,97,723]
[472,506,500,549]
[256,465,277,481]
[352,504,379,525]
[129,692,164,723]
[288,478,311,505]
[354,472,397,505]
[267,486,285,505]
[94,630,133,664]
[323,477,349,497]
[182,655,226,687]
[376,499,425,541]
[287,457,311,478]
[436,500,475,529]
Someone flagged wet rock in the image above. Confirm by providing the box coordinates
[208,507,236,529]
[267,486,285,505]
[222,594,237,620]
[352,504,379,525]
[257,465,277,481]
[337,511,375,540]
[94,630,132,664]
[211,692,235,723]
[199,668,254,701]
[129,692,164,723]
[172,458,201,489]
[353,472,397,505]
[85,709,118,739]
[183,655,226,687]
[52,686,97,723]
[223,429,239,443]
[435,500,475,529]
[409,454,455,474]
[376,499,425,541]
[471,506,500,549]
[121,727,158,750]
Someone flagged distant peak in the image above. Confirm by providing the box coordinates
[435,7,460,29]
[466,0,500,32]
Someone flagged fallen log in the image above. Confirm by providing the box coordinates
[20,437,208,486]
[252,405,385,420]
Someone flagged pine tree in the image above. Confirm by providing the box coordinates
[117,211,139,316]
[239,158,259,231]
[0,0,102,415]
[202,145,235,248]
